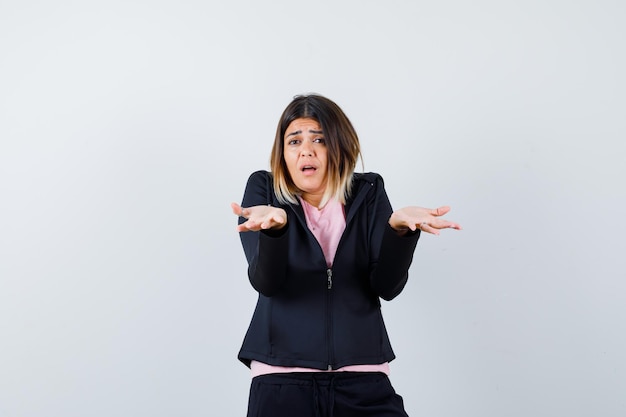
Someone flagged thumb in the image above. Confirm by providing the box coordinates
[433,206,450,216]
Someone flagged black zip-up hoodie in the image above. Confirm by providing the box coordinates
[237,170,420,370]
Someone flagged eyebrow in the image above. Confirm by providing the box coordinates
[285,129,324,138]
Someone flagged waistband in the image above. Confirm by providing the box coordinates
[252,372,389,417]
[252,371,387,385]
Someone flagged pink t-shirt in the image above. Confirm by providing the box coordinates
[251,197,390,378]
[301,197,345,267]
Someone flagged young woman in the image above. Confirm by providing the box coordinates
[231,94,461,417]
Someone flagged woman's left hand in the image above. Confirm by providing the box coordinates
[389,206,462,235]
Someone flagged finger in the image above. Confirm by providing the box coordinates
[231,202,248,218]
[432,206,451,217]
[236,222,251,232]
[244,220,260,231]
[447,222,462,230]
[261,215,285,230]
[428,220,462,231]
[236,219,251,231]
[260,216,273,229]
[435,219,462,230]
[418,222,440,236]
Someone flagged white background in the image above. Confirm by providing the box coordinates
[1,1,625,416]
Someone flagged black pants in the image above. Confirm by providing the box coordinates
[246,372,409,417]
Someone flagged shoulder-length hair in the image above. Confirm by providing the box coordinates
[270,94,362,207]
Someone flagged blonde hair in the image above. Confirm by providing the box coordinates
[270,94,362,207]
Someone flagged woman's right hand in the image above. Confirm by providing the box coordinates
[231,202,287,232]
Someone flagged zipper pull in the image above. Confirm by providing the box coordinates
[327,268,332,290]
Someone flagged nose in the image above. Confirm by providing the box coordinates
[301,141,314,157]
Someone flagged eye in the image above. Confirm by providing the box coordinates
[313,138,325,144]
[287,139,300,145]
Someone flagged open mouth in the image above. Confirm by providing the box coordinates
[301,165,317,172]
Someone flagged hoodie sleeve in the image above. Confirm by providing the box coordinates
[367,174,420,301]
[238,171,290,296]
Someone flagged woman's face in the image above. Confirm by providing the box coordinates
[283,118,328,206]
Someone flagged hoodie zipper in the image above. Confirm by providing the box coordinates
[292,206,336,369]
[326,267,334,370]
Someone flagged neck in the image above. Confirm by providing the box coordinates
[301,193,324,209]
